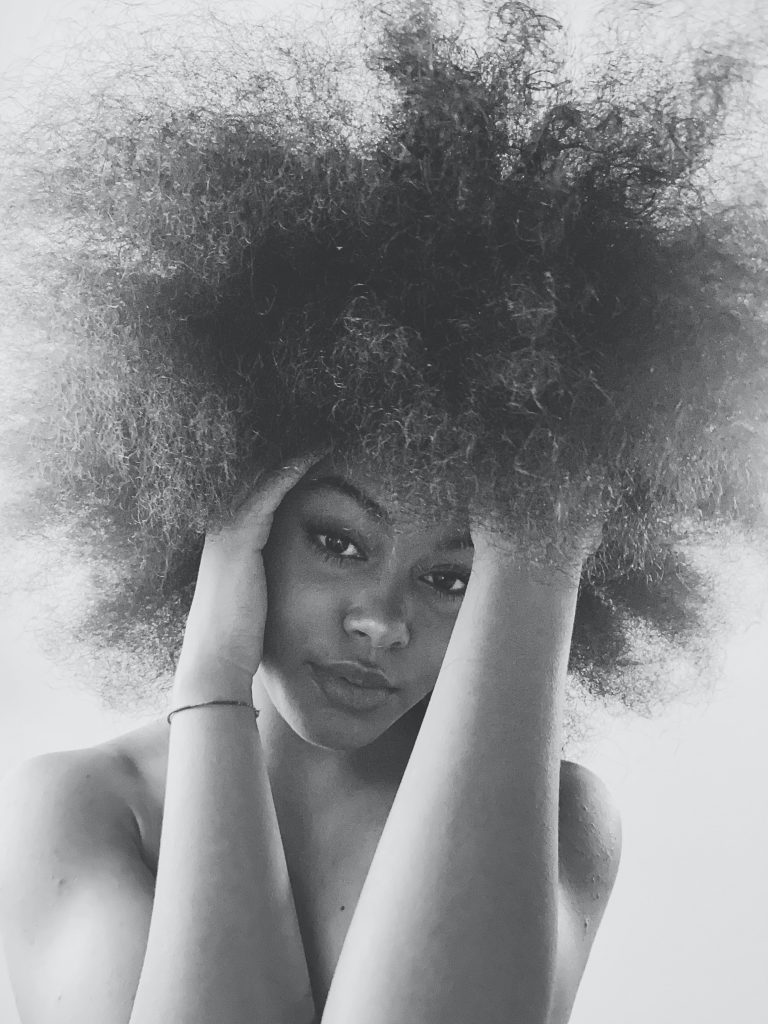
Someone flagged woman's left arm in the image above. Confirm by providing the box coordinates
[322,529,612,1024]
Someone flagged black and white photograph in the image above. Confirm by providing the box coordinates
[1,2,766,1022]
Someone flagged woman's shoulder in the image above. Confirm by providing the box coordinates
[0,730,165,1020]
[558,759,623,906]
[0,720,169,886]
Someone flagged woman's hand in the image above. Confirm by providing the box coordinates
[173,455,321,704]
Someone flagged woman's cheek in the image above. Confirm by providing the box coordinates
[285,574,345,646]
[413,603,459,687]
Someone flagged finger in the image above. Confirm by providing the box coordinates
[231,450,329,523]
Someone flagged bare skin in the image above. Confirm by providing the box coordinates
[0,456,622,1024]
[101,717,617,1012]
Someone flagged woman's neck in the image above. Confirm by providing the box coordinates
[252,675,424,823]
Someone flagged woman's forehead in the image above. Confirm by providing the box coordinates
[300,454,470,536]
[303,454,391,504]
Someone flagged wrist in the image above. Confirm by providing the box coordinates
[172,657,255,707]
[470,545,581,594]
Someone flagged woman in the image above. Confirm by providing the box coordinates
[0,451,620,1024]
[0,2,764,1022]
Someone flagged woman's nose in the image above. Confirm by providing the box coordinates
[343,591,410,651]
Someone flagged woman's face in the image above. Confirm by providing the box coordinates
[259,458,473,750]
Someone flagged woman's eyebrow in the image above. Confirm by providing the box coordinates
[304,475,389,520]
[435,531,473,552]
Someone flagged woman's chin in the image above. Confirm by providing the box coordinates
[261,681,394,751]
[256,666,429,753]
[285,704,393,751]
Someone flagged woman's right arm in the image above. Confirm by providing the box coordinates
[0,716,314,1024]
[0,462,318,1024]
[133,700,314,1024]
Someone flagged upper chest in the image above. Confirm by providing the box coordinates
[125,729,395,1004]
[117,727,602,1011]
[277,794,393,1004]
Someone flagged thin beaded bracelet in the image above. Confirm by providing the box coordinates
[167,698,260,725]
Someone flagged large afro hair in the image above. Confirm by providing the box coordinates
[2,0,767,713]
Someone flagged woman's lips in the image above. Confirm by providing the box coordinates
[309,661,397,712]
[316,660,395,690]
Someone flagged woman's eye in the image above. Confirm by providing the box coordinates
[315,532,362,560]
[422,570,469,598]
